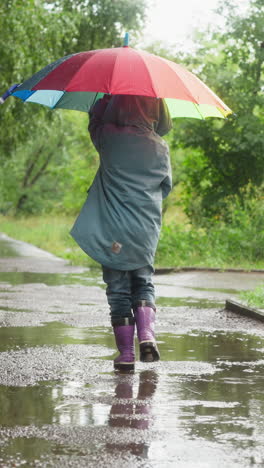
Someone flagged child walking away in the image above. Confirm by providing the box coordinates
[71,94,172,371]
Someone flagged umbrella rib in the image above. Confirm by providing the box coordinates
[194,103,205,119]
[52,90,66,108]
[66,50,104,92]
[109,48,159,97]
[109,52,120,94]
[138,51,159,97]
[160,55,231,112]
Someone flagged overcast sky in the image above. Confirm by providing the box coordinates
[140,0,250,51]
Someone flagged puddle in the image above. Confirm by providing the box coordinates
[0,305,34,313]
[1,438,55,466]
[1,235,264,466]
[0,329,263,466]
[0,382,62,427]
[158,330,264,362]
[0,323,113,352]
[2,322,263,363]
[189,286,240,294]
[156,296,224,308]
[0,271,103,287]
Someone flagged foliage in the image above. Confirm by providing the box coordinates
[240,285,264,309]
[157,183,264,267]
[51,0,146,51]
[0,0,78,213]
[0,112,67,214]
[172,0,264,221]
[0,0,147,213]
[58,111,99,214]
[1,205,264,270]
[162,133,186,215]
[156,219,264,269]
[0,0,77,158]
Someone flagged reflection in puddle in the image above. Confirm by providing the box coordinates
[0,322,87,352]
[158,330,264,362]
[106,370,157,459]
[156,295,224,308]
[3,438,54,464]
[0,323,113,352]
[0,270,103,287]
[0,382,61,427]
[0,305,33,313]
[0,329,263,466]
[187,286,240,294]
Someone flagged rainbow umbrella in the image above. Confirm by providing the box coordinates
[1,34,232,120]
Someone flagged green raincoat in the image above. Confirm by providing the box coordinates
[70,95,172,270]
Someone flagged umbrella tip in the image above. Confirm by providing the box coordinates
[123,32,129,47]
[0,83,20,104]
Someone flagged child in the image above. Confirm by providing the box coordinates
[71,94,172,371]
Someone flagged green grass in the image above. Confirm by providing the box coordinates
[1,214,264,270]
[0,214,99,268]
[239,285,264,309]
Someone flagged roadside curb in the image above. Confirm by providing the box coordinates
[155,266,264,274]
[225,299,264,323]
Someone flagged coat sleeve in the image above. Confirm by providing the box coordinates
[155,99,173,137]
[88,96,110,152]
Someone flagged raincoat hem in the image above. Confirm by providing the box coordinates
[70,230,154,271]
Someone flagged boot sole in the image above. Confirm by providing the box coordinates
[139,341,160,362]
[114,362,135,371]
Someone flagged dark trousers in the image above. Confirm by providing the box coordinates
[102,265,156,325]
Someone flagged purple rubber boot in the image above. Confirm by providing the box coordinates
[113,324,135,371]
[134,306,160,362]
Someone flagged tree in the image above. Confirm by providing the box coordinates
[172,0,264,222]
[0,0,147,213]
[52,0,146,51]
[0,0,77,159]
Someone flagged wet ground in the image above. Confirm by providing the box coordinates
[0,232,264,467]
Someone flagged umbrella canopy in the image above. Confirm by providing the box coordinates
[9,43,232,120]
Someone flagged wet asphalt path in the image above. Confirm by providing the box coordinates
[0,232,264,467]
